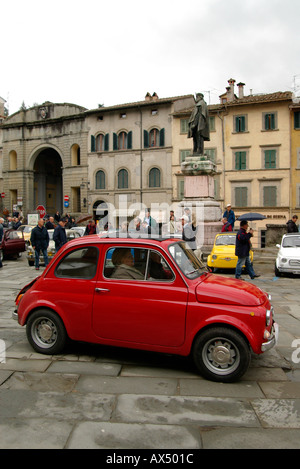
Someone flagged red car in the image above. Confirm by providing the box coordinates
[1,229,26,261]
[14,236,278,382]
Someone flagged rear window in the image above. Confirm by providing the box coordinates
[55,247,98,279]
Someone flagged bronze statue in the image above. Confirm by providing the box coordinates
[188,93,210,155]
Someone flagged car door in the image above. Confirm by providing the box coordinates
[4,230,24,255]
[92,246,189,347]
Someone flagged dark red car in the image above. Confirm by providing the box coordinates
[14,236,278,382]
[0,229,26,261]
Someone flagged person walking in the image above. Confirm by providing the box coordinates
[286,215,298,233]
[53,218,67,252]
[30,218,50,270]
[223,204,235,230]
[235,220,260,280]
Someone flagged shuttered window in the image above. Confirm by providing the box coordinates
[235,115,246,132]
[235,151,247,170]
[118,169,128,189]
[235,187,248,206]
[149,168,161,187]
[95,170,105,189]
[263,186,277,207]
[264,149,276,168]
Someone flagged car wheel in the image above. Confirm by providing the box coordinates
[192,327,251,382]
[274,262,282,277]
[26,309,67,355]
[0,250,3,263]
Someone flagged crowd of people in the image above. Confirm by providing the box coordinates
[1,204,299,277]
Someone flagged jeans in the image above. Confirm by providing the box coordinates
[235,256,255,279]
[35,248,49,268]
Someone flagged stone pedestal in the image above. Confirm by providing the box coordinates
[180,156,222,255]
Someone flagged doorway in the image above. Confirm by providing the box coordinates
[34,148,63,215]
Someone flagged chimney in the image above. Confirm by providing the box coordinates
[145,92,151,101]
[227,78,236,101]
[237,82,245,99]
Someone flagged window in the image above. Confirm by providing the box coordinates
[96,134,104,151]
[235,187,248,206]
[180,149,191,163]
[104,247,174,281]
[263,112,277,130]
[295,111,300,130]
[235,151,247,170]
[209,116,215,131]
[205,148,216,163]
[9,150,17,170]
[118,169,128,189]
[149,168,161,187]
[95,170,105,190]
[143,128,165,148]
[178,179,184,199]
[180,119,189,134]
[149,128,159,147]
[113,131,132,150]
[71,144,80,165]
[55,247,99,279]
[234,115,247,133]
[264,149,276,168]
[263,186,277,207]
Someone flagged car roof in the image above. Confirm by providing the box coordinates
[60,235,179,250]
[283,233,300,237]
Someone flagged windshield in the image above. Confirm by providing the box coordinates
[168,241,205,279]
[215,235,236,246]
[282,236,300,248]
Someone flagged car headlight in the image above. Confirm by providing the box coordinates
[212,255,217,260]
[281,258,288,263]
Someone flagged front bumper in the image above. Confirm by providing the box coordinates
[261,322,279,352]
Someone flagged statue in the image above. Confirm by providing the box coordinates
[187,93,210,155]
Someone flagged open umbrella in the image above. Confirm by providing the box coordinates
[237,212,267,221]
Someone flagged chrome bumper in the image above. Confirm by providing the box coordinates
[12,310,18,321]
[261,322,279,352]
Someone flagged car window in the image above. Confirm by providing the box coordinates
[215,235,236,246]
[283,236,300,248]
[9,231,19,240]
[169,241,205,278]
[103,247,174,281]
[55,247,98,279]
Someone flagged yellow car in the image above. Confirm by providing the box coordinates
[16,225,35,245]
[207,233,253,272]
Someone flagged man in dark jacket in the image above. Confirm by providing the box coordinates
[287,215,298,233]
[30,218,50,270]
[235,220,260,280]
[53,218,67,252]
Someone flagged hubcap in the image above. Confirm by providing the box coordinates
[203,338,240,376]
[32,317,58,348]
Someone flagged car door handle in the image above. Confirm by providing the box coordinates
[95,288,110,293]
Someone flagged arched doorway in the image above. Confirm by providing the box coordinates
[93,200,108,228]
[34,148,63,215]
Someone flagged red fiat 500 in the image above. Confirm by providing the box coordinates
[14,236,278,382]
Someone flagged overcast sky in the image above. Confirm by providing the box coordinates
[2,0,300,115]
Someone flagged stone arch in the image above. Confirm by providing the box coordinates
[29,145,63,215]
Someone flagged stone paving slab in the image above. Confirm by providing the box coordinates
[75,375,179,396]
[0,389,115,421]
[67,422,201,449]
[0,418,74,449]
[201,427,300,449]
[47,360,122,376]
[252,398,300,428]
[2,372,80,392]
[114,394,260,427]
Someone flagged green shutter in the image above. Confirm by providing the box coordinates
[91,135,95,152]
[159,128,165,147]
[104,134,109,151]
[235,151,246,170]
[263,186,276,207]
[113,133,118,151]
[127,131,132,149]
[265,150,276,168]
[144,130,149,148]
[235,187,248,206]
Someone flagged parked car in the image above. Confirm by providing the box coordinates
[207,233,253,272]
[27,229,80,266]
[0,229,26,262]
[14,237,278,382]
[275,233,300,276]
[17,225,34,245]
[70,226,86,237]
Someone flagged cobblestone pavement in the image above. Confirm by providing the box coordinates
[0,249,300,449]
